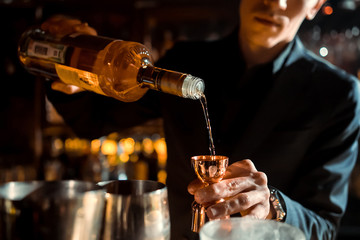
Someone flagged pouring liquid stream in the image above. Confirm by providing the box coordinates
[199,93,216,156]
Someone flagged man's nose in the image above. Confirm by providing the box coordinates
[264,0,287,10]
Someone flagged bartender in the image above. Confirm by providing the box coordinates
[42,0,360,239]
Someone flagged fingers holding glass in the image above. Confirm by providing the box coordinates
[206,186,271,219]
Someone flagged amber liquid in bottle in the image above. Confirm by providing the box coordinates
[18,28,204,102]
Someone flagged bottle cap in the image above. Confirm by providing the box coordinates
[182,75,205,99]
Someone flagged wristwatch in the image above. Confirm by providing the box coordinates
[269,187,286,222]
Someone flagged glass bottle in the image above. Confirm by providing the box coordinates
[18,27,204,102]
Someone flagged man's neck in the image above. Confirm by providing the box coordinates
[239,32,290,69]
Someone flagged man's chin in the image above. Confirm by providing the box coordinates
[250,36,280,49]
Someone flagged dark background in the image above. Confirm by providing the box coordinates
[0,0,360,239]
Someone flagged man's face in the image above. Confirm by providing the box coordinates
[239,0,323,48]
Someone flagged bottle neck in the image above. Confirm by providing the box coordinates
[137,66,204,99]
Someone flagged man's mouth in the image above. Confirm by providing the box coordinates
[254,16,282,28]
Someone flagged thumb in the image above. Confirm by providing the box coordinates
[187,179,205,195]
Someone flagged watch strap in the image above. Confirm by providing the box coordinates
[269,186,286,222]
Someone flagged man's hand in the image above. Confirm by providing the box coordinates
[41,14,97,38]
[188,159,273,220]
[41,15,97,94]
[51,81,84,95]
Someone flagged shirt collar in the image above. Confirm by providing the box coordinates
[272,40,295,74]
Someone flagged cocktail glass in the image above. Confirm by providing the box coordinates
[199,218,306,240]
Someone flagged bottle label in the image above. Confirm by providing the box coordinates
[27,39,66,63]
[54,64,106,95]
